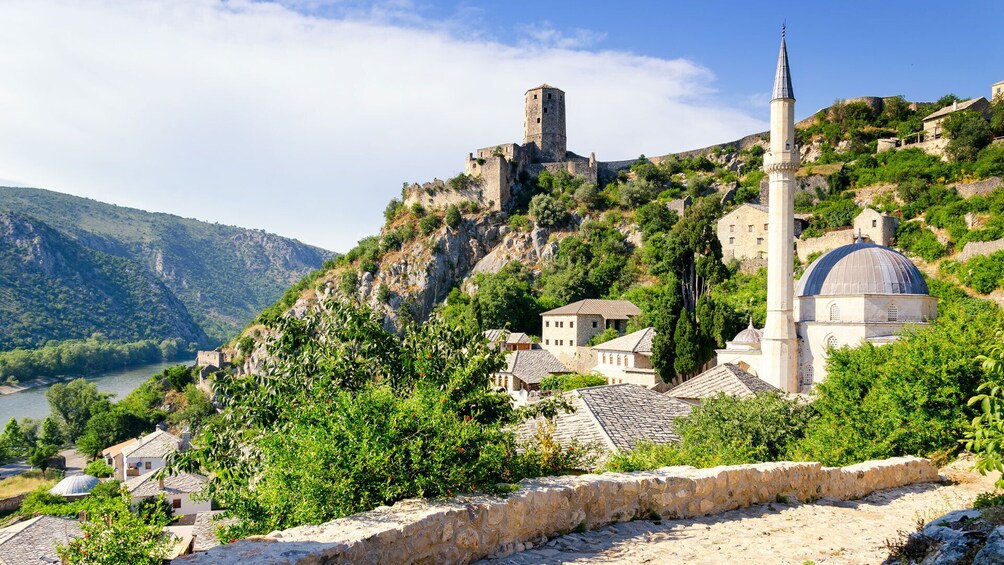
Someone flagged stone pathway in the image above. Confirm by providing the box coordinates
[478,460,999,565]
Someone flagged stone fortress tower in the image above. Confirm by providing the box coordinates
[523,85,567,162]
[761,27,800,393]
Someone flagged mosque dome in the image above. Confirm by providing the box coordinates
[49,474,99,497]
[796,242,929,297]
[731,320,763,344]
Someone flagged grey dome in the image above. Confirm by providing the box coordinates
[49,474,99,497]
[732,320,763,344]
[796,242,929,297]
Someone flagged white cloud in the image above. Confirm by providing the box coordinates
[520,22,607,50]
[0,0,765,251]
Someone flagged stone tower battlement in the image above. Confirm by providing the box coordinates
[523,84,567,162]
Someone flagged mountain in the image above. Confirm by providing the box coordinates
[0,186,335,345]
[0,211,206,349]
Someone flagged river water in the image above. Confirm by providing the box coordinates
[0,358,195,423]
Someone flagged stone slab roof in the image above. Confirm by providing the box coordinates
[540,299,641,320]
[576,385,693,451]
[125,469,208,498]
[503,350,568,384]
[592,327,654,355]
[192,511,236,553]
[0,516,81,565]
[122,429,182,460]
[666,363,779,402]
[101,436,138,459]
[484,330,533,345]
[924,97,989,122]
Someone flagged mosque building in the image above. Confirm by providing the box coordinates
[713,29,938,393]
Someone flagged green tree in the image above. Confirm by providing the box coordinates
[528,194,569,227]
[46,378,109,441]
[944,110,994,162]
[2,418,28,455]
[29,443,58,478]
[57,503,171,565]
[85,459,114,478]
[39,416,63,448]
[650,282,683,382]
[445,205,462,229]
[339,271,359,297]
[418,214,442,235]
[472,263,540,334]
[672,312,702,377]
[963,330,1004,487]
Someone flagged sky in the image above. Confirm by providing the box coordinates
[0,1,1000,252]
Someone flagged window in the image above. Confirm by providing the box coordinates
[145,462,151,470]
[730,224,735,233]
[570,340,574,347]
[536,118,540,123]
[829,303,841,322]
[569,321,574,328]
[616,356,621,366]
[748,225,754,232]
[547,93,552,99]
[533,94,538,99]
[592,321,597,328]
[172,498,181,509]
[764,223,769,230]
[785,142,790,150]
[545,321,549,327]
[543,107,548,113]
[800,367,814,387]
[826,335,839,350]
[887,304,899,322]
[757,237,764,245]
[872,220,878,228]
[545,339,549,345]
[728,237,735,245]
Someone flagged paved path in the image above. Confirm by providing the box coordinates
[0,448,87,480]
[478,460,998,565]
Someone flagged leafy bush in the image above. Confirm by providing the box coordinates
[409,203,426,217]
[896,222,947,262]
[539,373,607,391]
[618,180,661,208]
[418,214,442,235]
[376,284,391,303]
[339,271,359,297]
[85,459,114,478]
[508,214,531,232]
[962,331,1004,488]
[445,205,462,229]
[383,198,404,223]
[960,252,1004,294]
[529,194,569,227]
[944,110,994,163]
[587,328,621,346]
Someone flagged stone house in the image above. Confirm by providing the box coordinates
[102,436,139,480]
[117,429,189,481]
[483,329,534,352]
[492,349,569,393]
[540,299,641,358]
[994,80,1004,101]
[0,515,81,564]
[853,207,898,247]
[666,363,778,405]
[590,327,659,387]
[718,204,807,262]
[521,384,692,454]
[196,350,230,370]
[922,97,990,140]
[124,470,211,516]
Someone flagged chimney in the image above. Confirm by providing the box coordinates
[77,510,87,522]
[158,477,165,490]
[953,100,958,111]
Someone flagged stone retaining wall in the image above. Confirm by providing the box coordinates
[179,456,938,565]
[954,176,1003,199]
[958,238,1004,262]
[0,493,26,512]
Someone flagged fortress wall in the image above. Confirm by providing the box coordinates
[797,229,855,262]
[180,456,938,565]
[404,180,485,212]
[953,176,1003,199]
[957,238,1004,262]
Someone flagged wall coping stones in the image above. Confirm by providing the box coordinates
[177,456,938,564]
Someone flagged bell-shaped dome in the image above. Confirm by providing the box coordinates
[49,474,99,497]
[796,242,928,297]
[732,320,763,344]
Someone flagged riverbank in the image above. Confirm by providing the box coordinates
[0,374,78,396]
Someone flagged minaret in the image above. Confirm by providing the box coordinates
[761,26,799,393]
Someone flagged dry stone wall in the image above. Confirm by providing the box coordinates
[958,238,1004,262]
[179,456,937,565]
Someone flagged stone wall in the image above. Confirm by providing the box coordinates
[797,228,855,262]
[0,494,26,512]
[180,456,938,565]
[957,238,1004,262]
[954,176,1003,199]
[404,179,487,212]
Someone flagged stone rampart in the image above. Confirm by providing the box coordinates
[954,176,1003,199]
[797,228,855,262]
[180,456,938,565]
[957,238,1004,262]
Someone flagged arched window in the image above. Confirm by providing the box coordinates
[829,303,841,322]
[826,335,839,350]
[887,303,899,322]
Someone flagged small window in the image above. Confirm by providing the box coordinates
[172,498,181,509]
[730,224,735,232]
[547,93,552,99]
[545,339,549,345]
[545,321,549,327]
[829,304,841,322]
[533,94,537,99]
[887,304,899,322]
[145,462,151,470]
[729,237,735,245]
[569,321,574,328]
[536,118,540,123]
[764,223,768,230]
[570,340,574,347]
[872,220,878,228]
[826,335,839,349]
[748,225,754,232]
[785,142,791,150]
[592,321,597,328]
[800,367,814,387]
[543,107,548,113]
[757,237,764,245]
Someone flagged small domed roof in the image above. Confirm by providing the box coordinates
[49,474,99,497]
[731,320,763,344]
[797,242,929,297]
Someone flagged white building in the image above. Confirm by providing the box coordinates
[492,349,569,394]
[118,429,189,481]
[711,31,937,393]
[540,299,641,359]
[124,470,212,516]
[590,327,659,387]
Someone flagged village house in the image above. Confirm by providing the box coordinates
[718,203,808,262]
[0,515,81,564]
[124,470,211,517]
[540,299,641,358]
[922,97,991,140]
[102,436,139,480]
[853,207,898,247]
[483,329,534,352]
[591,327,659,387]
[112,429,190,481]
[492,349,569,395]
[521,384,692,455]
[666,363,779,405]
[994,80,1004,101]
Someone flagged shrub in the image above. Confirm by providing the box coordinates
[961,253,1004,294]
[445,205,462,229]
[85,459,114,478]
[587,328,620,346]
[339,271,359,296]
[383,198,404,223]
[539,373,607,391]
[376,284,391,303]
[410,203,426,217]
[618,180,660,208]
[508,214,531,232]
[944,110,994,163]
[529,194,569,227]
[418,214,442,235]
[962,331,1004,489]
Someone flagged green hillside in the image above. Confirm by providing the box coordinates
[0,186,335,343]
[0,211,206,350]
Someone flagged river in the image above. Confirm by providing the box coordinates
[0,358,195,423]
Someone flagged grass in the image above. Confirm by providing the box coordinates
[0,470,57,499]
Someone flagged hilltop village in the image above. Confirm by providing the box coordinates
[3,29,1004,565]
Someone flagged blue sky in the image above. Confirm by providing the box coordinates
[0,1,999,252]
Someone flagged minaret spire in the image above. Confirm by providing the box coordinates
[762,26,800,393]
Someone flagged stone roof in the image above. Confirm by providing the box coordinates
[0,516,81,565]
[731,320,763,344]
[124,469,208,498]
[503,350,568,384]
[541,299,641,320]
[924,97,989,122]
[102,436,139,459]
[666,363,779,402]
[591,327,654,355]
[796,241,929,297]
[484,329,533,345]
[772,29,794,100]
[122,429,182,460]
[576,385,693,450]
[192,511,235,553]
[49,474,99,497]
[527,84,562,92]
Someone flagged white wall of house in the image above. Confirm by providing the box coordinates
[123,456,166,478]
[132,493,211,516]
[592,351,658,386]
